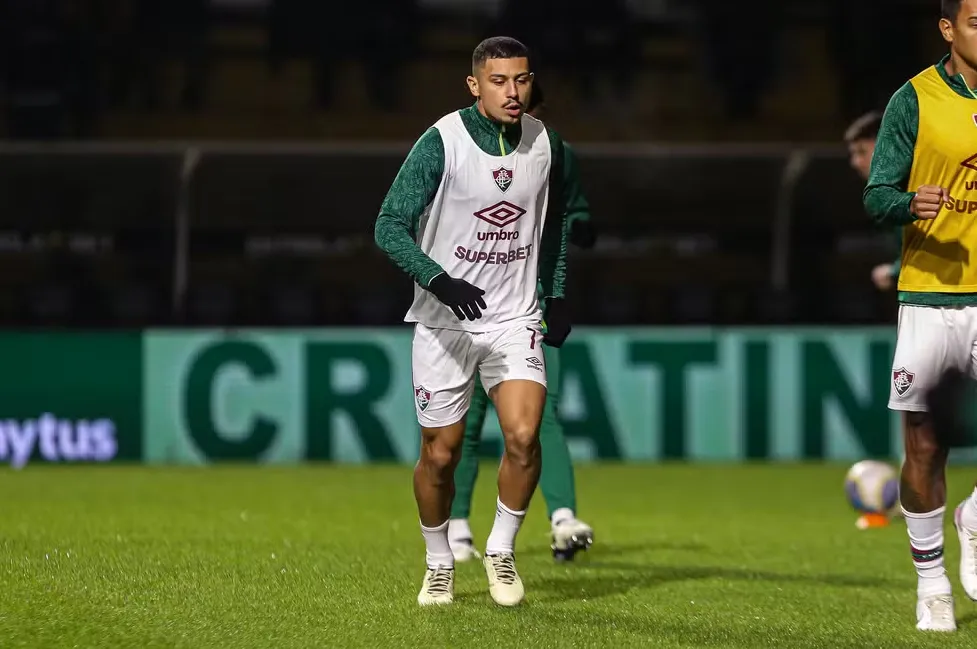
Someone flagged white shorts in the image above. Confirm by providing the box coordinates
[411,322,547,427]
[889,304,977,412]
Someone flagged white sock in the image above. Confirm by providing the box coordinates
[551,507,574,527]
[960,487,977,531]
[485,497,526,555]
[902,505,951,597]
[420,520,454,569]
[448,518,472,543]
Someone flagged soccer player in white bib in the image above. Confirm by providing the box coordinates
[374,36,573,607]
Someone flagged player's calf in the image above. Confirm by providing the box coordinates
[414,428,463,527]
[899,411,954,628]
[414,422,466,606]
[491,378,546,513]
[497,423,541,511]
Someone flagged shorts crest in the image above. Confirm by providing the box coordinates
[893,367,915,396]
[414,385,433,411]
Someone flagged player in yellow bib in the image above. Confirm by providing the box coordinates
[863,0,977,632]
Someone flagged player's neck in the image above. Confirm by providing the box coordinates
[945,51,977,93]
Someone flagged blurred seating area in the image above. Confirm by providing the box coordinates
[0,145,899,328]
[0,0,944,143]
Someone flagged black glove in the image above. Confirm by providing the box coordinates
[542,298,571,347]
[428,273,487,321]
[569,219,597,249]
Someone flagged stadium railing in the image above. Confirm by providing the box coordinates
[0,141,892,327]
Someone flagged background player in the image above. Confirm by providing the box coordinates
[374,36,574,608]
[844,111,903,292]
[448,81,597,564]
[863,0,977,631]
[845,110,905,530]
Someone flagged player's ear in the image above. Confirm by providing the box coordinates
[466,75,479,98]
[940,17,954,44]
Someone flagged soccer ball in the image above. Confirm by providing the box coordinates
[845,460,899,515]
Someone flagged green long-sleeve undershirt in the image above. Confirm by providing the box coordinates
[374,102,575,300]
[863,54,977,306]
[563,142,591,229]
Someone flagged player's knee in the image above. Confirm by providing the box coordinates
[502,424,540,465]
[420,437,459,477]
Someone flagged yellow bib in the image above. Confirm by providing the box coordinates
[898,66,977,293]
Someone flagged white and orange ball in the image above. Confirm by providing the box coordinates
[845,460,899,515]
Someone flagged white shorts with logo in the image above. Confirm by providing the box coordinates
[889,304,977,412]
[411,322,547,427]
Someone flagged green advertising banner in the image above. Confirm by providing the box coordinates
[141,327,907,465]
[0,333,143,468]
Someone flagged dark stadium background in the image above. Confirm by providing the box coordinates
[9,3,977,647]
[0,0,948,328]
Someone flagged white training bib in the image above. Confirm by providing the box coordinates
[404,110,552,331]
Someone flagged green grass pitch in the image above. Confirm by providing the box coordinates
[4,463,977,648]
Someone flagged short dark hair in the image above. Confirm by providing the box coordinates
[844,110,883,143]
[943,0,962,20]
[472,36,530,70]
[527,81,545,113]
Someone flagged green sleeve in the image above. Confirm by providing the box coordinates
[890,227,903,278]
[373,127,446,288]
[563,143,591,226]
[539,127,570,300]
[863,82,919,226]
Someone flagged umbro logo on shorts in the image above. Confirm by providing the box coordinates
[893,367,915,396]
[526,357,543,372]
[414,385,432,411]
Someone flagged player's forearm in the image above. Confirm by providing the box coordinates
[374,215,445,288]
[538,214,568,299]
[863,187,917,226]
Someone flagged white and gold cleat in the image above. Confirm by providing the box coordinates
[417,566,454,606]
[916,594,956,632]
[483,553,524,607]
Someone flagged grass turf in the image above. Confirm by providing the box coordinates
[2,463,977,648]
